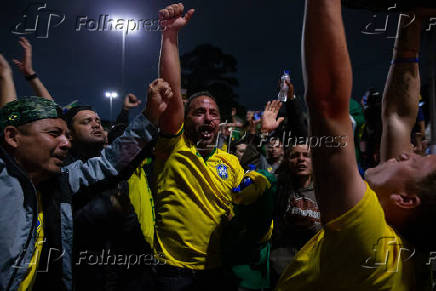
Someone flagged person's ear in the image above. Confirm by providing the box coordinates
[3,126,21,149]
[390,193,421,209]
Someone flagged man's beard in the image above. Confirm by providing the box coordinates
[196,135,218,152]
[186,126,218,152]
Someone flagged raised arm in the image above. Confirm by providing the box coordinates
[118,93,141,123]
[303,0,366,224]
[0,55,17,107]
[67,79,173,193]
[107,93,142,144]
[158,3,194,134]
[380,14,422,162]
[13,37,53,100]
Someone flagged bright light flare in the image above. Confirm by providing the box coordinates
[105,91,118,98]
[110,15,140,35]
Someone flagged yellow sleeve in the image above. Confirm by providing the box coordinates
[322,182,410,284]
[232,171,270,206]
[128,159,155,247]
[277,183,420,290]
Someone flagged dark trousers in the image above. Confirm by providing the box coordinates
[153,265,238,291]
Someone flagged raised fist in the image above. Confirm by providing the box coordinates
[123,93,142,110]
[143,78,174,127]
[159,3,195,32]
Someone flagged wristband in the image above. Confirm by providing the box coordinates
[390,58,419,65]
[25,73,38,81]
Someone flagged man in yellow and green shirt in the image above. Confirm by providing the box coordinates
[276,1,434,290]
[153,4,284,290]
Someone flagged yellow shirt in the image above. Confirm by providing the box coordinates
[19,192,44,291]
[153,131,244,270]
[276,183,432,291]
[128,158,155,247]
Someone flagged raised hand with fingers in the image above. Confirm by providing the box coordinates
[159,3,195,33]
[123,93,142,110]
[143,79,174,127]
[12,37,53,100]
[261,100,284,134]
[13,37,35,77]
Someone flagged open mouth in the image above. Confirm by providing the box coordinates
[199,126,214,139]
[53,155,67,164]
[297,164,307,171]
[92,130,104,136]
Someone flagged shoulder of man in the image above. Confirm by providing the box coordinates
[216,149,244,171]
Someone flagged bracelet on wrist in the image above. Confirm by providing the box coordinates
[390,58,419,65]
[25,73,38,81]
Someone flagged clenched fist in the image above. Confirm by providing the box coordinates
[143,79,174,127]
[159,3,195,33]
[123,93,142,110]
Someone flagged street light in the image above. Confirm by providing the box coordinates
[110,15,139,90]
[105,91,118,121]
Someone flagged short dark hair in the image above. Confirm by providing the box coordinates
[184,91,218,116]
[64,106,93,129]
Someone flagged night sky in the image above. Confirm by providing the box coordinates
[0,0,418,120]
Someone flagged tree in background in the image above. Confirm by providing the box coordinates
[181,44,243,122]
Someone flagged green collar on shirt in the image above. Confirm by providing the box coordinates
[196,147,217,163]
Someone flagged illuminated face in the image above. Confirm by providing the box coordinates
[365,152,436,223]
[288,145,312,176]
[71,110,106,145]
[246,111,254,122]
[185,96,221,149]
[12,118,71,177]
[235,143,248,161]
[267,139,284,161]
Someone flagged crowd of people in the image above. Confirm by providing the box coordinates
[0,1,435,291]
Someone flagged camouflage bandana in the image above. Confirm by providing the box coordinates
[0,96,63,129]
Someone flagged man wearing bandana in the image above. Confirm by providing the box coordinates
[0,84,171,290]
